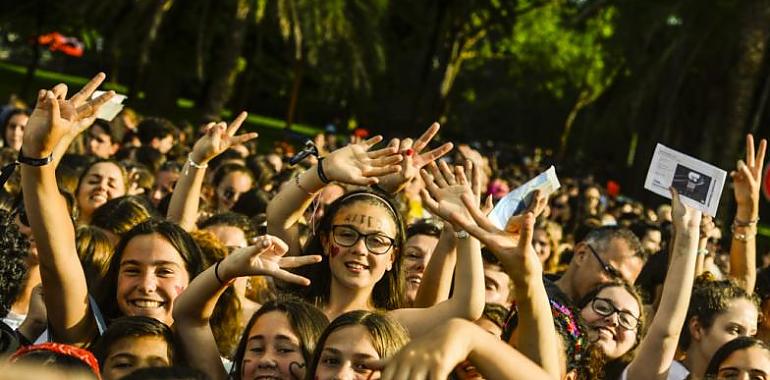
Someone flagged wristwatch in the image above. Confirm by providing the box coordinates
[455,229,470,239]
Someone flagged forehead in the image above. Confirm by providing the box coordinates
[405,235,439,252]
[715,298,759,330]
[87,162,123,178]
[222,171,252,184]
[8,114,28,124]
[90,124,109,136]
[121,233,186,267]
[109,336,169,359]
[597,286,640,315]
[248,311,299,343]
[484,266,510,286]
[323,325,379,358]
[721,346,770,371]
[205,225,247,248]
[603,238,644,281]
[333,202,397,235]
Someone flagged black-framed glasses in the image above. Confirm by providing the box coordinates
[586,244,623,280]
[332,225,395,255]
[591,297,640,330]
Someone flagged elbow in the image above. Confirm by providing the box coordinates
[462,298,485,321]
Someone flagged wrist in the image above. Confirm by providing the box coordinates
[735,206,759,221]
[190,151,208,165]
[301,167,326,192]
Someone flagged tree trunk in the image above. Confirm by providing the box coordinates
[200,0,252,122]
[284,57,304,130]
[720,0,770,169]
[130,0,172,99]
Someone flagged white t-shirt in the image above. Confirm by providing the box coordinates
[620,360,690,380]
[2,311,26,330]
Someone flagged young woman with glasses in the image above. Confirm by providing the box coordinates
[575,189,703,380]
[267,126,487,340]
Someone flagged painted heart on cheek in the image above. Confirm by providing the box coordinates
[289,361,306,380]
[330,245,340,258]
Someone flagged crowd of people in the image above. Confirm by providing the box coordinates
[0,72,769,380]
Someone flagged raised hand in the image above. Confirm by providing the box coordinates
[446,191,544,283]
[190,112,257,164]
[321,136,403,186]
[420,160,479,226]
[220,235,321,285]
[731,134,767,211]
[670,188,702,236]
[24,73,114,158]
[367,319,473,380]
[377,123,454,193]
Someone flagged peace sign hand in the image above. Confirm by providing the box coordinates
[731,134,767,209]
[377,123,454,193]
[190,112,258,164]
[220,235,322,285]
[24,73,114,158]
[322,136,403,186]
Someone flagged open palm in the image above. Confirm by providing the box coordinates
[225,235,321,285]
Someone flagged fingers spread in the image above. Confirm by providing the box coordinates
[361,165,401,178]
[747,134,756,168]
[419,142,454,167]
[52,83,68,100]
[70,72,106,106]
[227,111,248,135]
[413,122,440,152]
[368,145,400,159]
[232,132,259,145]
[273,270,312,286]
[279,255,322,268]
[461,193,499,231]
[363,135,384,147]
[77,90,115,119]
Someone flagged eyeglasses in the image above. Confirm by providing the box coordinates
[332,225,395,255]
[586,244,623,280]
[590,297,639,330]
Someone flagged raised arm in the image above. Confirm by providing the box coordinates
[20,75,114,345]
[445,188,560,378]
[172,235,320,380]
[375,123,453,194]
[391,161,486,337]
[728,134,765,293]
[625,189,701,380]
[413,161,490,307]
[411,224,456,307]
[370,318,554,380]
[167,112,256,230]
[266,137,402,255]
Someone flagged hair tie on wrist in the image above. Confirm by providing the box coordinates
[317,157,330,184]
[214,260,227,285]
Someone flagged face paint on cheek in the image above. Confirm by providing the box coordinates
[330,245,340,258]
[174,285,186,296]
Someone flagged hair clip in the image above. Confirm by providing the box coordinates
[288,140,320,166]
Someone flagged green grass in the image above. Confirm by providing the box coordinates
[0,61,321,138]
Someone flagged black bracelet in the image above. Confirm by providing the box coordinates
[17,149,53,167]
[317,157,330,184]
[214,260,227,285]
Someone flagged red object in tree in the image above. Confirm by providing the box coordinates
[606,180,621,198]
[353,128,370,139]
[37,32,84,57]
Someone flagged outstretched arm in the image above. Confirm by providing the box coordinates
[728,134,765,293]
[413,161,492,307]
[172,235,320,380]
[625,189,701,380]
[266,137,402,255]
[445,188,559,378]
[167,112,257,231]
[369,318,555,380]
[392,162,487,337]
[21,75,114,346]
